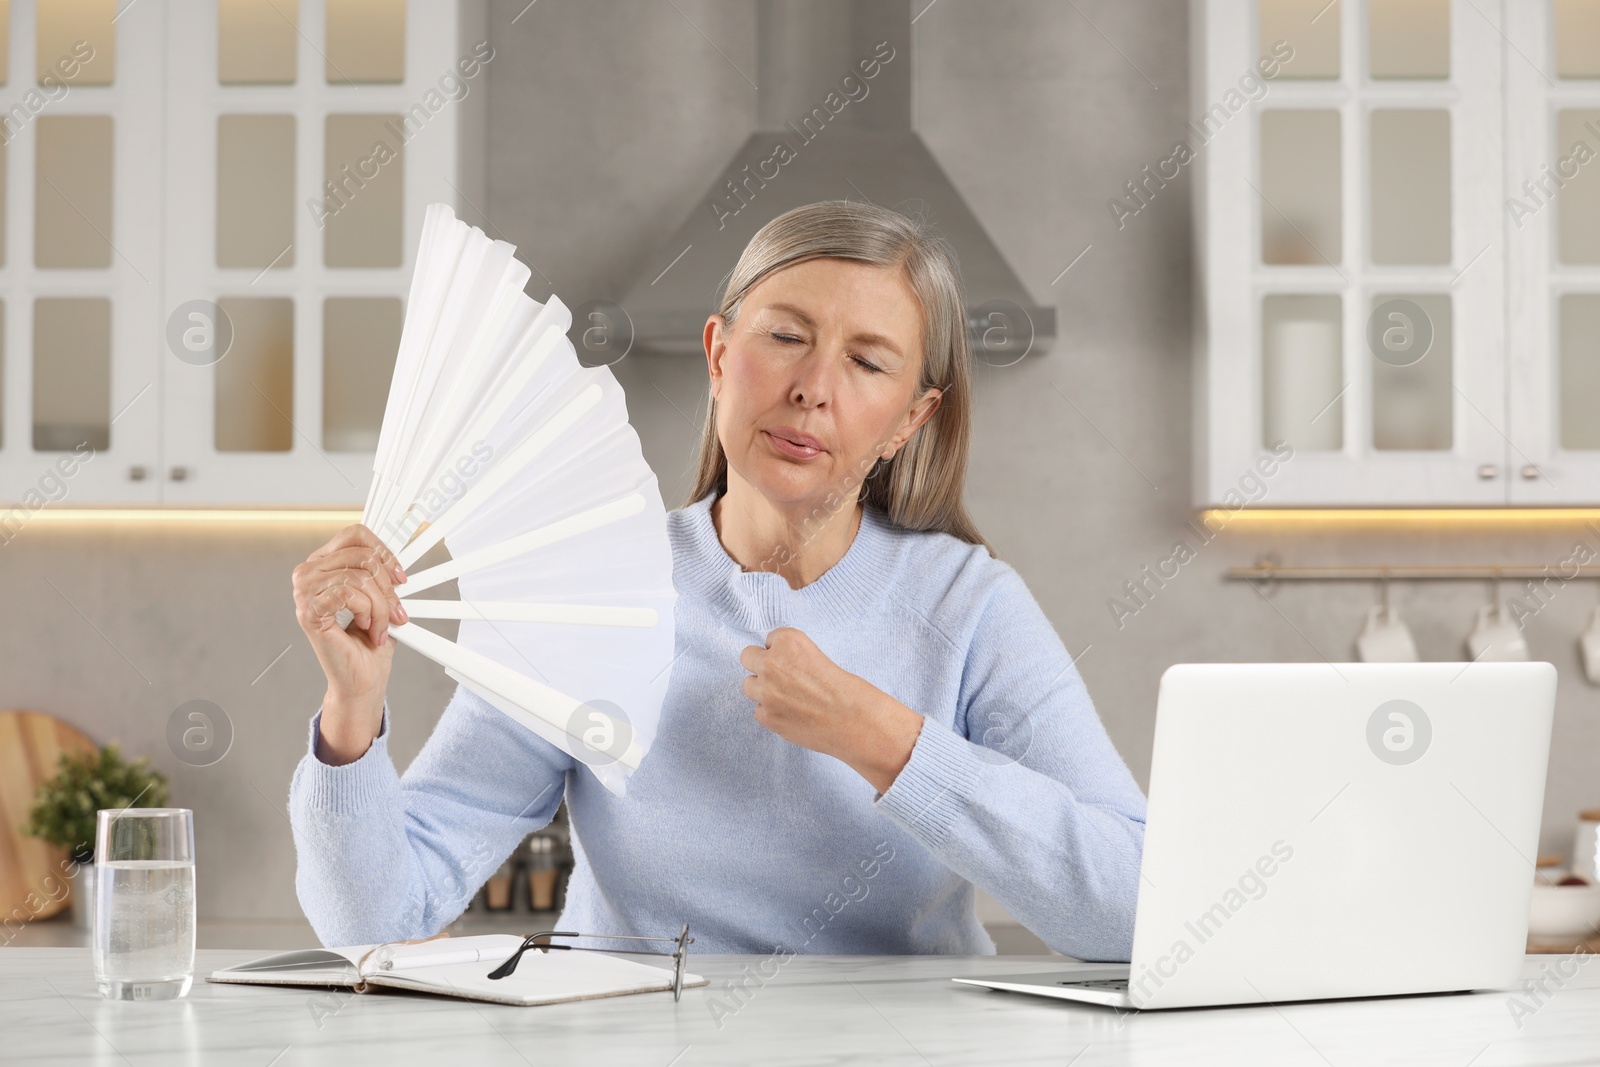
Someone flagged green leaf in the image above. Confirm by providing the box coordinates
[23,743,172,852]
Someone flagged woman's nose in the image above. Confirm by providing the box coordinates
[788,349,838,407]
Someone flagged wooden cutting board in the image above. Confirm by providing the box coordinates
[0,710,96,922]
[1529,932,1600,954]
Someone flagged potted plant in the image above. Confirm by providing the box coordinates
[24,743,171,931]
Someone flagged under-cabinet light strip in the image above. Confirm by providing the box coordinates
[9,507,1600,528]
[1202,509,1600,527]
[8,509,364,524]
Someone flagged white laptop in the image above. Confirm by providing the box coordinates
[956,661,1556,1010]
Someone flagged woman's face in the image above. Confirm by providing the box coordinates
[704,257,943,511]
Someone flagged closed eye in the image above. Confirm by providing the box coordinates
[768,329,882,372]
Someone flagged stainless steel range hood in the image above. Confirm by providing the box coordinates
[621,0,1054,358]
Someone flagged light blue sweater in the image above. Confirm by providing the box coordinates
[288,490,1148,960]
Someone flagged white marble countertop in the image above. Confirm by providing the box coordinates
[2,949,1597,1066]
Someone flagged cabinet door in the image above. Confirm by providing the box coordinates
[1505,0,1600,503]
[160,0,465,506]
[0,1,163,507]
[1198,0,1508,506]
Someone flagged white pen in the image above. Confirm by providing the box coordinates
[374,945,519,972]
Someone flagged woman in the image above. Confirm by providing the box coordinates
[289,200,1147,961]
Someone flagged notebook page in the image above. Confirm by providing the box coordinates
[208,946,368,987]
[367,950,707,1007]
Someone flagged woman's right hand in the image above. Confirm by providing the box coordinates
[292,524,410,764]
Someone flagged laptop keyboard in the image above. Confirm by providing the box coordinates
[1059,978,1130,991]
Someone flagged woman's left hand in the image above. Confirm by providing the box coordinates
[739,627,924,793]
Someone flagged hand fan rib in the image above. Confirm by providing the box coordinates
[368,303,564,556]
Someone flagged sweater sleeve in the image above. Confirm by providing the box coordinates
[288,682,571,947]
[872,563,1147,962]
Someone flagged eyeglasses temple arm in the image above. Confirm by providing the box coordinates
[486,930,580,980]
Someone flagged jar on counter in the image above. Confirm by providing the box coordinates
[525,835,560,913]
[1575,810,1600,884]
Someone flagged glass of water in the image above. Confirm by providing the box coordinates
[93,808,196,1000]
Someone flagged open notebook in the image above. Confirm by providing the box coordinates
[207,934,707,1007]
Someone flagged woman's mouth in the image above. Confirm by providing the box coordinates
[764,429,824,460]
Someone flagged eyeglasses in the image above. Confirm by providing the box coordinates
[487,923,694,1000]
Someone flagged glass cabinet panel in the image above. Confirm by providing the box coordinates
[1368,0,1449,79]
[323,297,401,451]
[218,0,297,85]
[0,1,10,85]
[1559,294,1600,449]
[323,113,403,267]
[1557,110,1600,263]
[1370,109,1451,265]
[216,114,296,269]
[1555,0,1600,78]
[1263,294,1344,451]
[1370,293,1451,450]
[326,0,405,84]
[1259,0,1340,78]
[33,298,109,451]
[37,0,113,85]
[0,138,7,267]
[1261,110,1342,265]
[215,297,293,453]
[35,115,113,269]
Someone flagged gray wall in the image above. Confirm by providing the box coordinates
[3,0,1595,923]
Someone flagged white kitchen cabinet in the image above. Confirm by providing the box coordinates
[0,0,483,510]
[1192,0,1597,507]
[1504,0,1600,502]
[0,2,165,507]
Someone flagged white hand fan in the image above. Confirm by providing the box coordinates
[362,203,677,796]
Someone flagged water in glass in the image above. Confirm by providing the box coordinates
[92,808,196,1000]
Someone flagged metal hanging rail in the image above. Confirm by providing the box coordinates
[1226,563,1600,582]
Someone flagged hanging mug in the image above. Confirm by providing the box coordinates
[1464,602,1529,662]
[1356,604,1419,662]
[1579,606,1600,686]
[1574,810,1600,884]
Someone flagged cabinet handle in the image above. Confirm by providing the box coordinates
[168,466,191,482]
[1477,464,1499,480]
[1520,464,1540,480]
[128,465,147,482]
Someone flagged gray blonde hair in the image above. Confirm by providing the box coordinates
[686,199,992,555]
